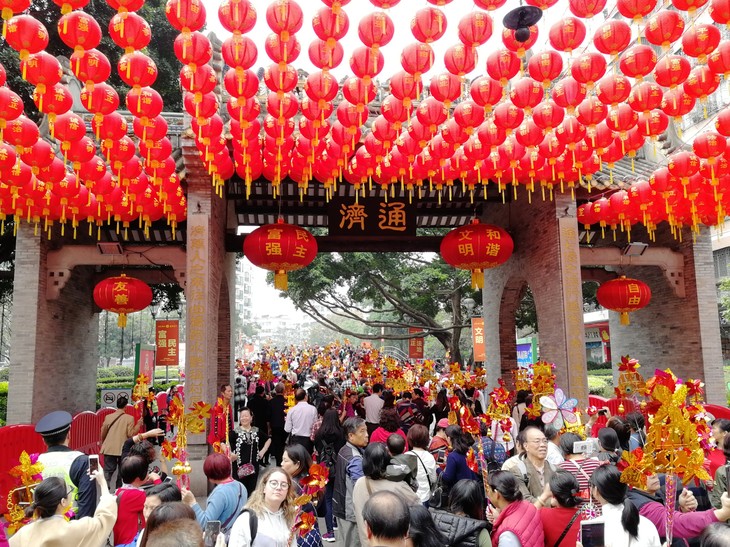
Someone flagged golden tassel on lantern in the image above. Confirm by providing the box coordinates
[471,269,484,289]
[274,270,288,291]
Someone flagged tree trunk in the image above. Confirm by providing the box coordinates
[449,289,464,366]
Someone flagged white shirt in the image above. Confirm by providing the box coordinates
[582,502,661,547]
[547,441,565,465]
[284,400,318,436]
[364,393,384,424]
[407,448,437,503]
[228,507,295,547]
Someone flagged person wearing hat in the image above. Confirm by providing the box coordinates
[100,394,142,489]
[35,410,98,519]
[429,418,451,470]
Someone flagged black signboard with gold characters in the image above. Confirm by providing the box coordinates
[328,198,416,237]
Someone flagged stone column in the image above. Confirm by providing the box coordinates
[7,224,98,423]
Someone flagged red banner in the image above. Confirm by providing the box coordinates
[155,320,179,366]
[472,317,486,362]
[408,327,424,359]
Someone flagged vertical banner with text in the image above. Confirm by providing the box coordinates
[135,344,156,380]
[408,327,424,359]
[155,320,180,367]
[471,317,486,362]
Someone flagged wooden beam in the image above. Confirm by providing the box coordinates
[225,234,443,253]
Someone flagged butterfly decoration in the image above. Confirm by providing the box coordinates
[540,388,578,430]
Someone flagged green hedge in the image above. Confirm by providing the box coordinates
[0,381,6,426]
[587,360,612,370]
[587,375,613,397]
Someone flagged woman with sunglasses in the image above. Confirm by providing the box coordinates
[9,471,117,546]
[228,467,298,547]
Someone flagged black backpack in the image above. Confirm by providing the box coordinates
[319,438,337,469]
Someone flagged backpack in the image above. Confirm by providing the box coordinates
[319,438,337,469]
[238,508,258,543]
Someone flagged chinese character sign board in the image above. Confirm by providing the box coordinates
[156,320,180,366]
[471,317,486,362]
[135,344,155,380]
[408,327,424,359]
[328,198,416,236]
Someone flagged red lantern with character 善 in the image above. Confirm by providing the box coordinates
[440,219,514,289]
[93,273,153,327]
[243,219,318,290]
[596,275,651,325]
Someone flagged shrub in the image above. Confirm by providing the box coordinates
[587,375,612,397]
[0,367,8,382]
[0,381,7,424]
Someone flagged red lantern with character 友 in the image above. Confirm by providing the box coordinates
[596,275,651,325]
[94,273,153,327]
[440,219,514,289]
[243,219,318,291]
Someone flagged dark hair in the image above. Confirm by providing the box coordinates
[722,433,730,462]
[515,428,527,451]
[362,442,390,480]
[514,390,530,405]
[712,419,730,433]
[449,479,485,520]
[362,490,410,540]
[382,391,396,409]
[445,425,472,455]
[435,389,448,410]
[295,388,307,402]
[379,407,401,432]
[408,504,449,547]
[700,522,730,547]
[42,428,70,446]
[414,388,424,398]
[558,433,582,456]
[284,444,312,478]
[402,391,412,399]
[121,455,148,484]
[129,439,156,465]
[625,412,645,432]
[30,477,67,519]
[315,408,344,441]
[591,465,639,539]
[550,471,581,508]
[220,384,231,394]
[344,416,365,439]
[607,416,631,451]
[255,385,265,395]
[203,452,233,481]
[140,502,198,547]
[598,428,620,452]
[387,433,406,456]
[373,383,384,393]
[117,396,129,409]
[487,470,522,503]
[146,482,182,502]
[407,424,429,450]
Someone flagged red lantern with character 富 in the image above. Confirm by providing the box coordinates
[596,275,651,325]
[440,219,514,289]
[243,219,318,291]
[94,273,153,327]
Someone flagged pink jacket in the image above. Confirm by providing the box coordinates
[492,500,545,547]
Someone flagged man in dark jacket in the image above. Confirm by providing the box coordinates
[333,417,368,547]
[269,382,287,466]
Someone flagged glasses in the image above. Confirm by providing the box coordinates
[528,439,549,445]
[267,480,289,491]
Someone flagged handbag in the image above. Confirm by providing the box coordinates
[238,463,255,478]
[553,509,581,547]
[429,475,449,509]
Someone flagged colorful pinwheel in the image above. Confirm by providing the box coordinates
[540,388,578,430]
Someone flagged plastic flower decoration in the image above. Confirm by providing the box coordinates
[618,448,651,489]
[540,388,579,431]
[9,451,43,486]
[4,452,44,535]
[132,374,150,403]
[160,439,177,460]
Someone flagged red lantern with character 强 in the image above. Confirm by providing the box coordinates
[94,273,153,327]
[243,219,318,291]
[596,275,651,325]
[440,219,514,289]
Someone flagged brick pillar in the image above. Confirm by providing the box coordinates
[607,225,724,404]
[482,195,589,404]
[7,224,98,423]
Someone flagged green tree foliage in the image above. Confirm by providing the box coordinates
[284,252,480,365]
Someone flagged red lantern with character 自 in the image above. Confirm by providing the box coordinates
[596,275,651,325]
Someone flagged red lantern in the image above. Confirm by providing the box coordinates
[358,11,394,52]
[594,20,632,57]
[309,38,344,70]
[596,74,631,107]
[474,0,506,8]
[532,100,565,131]
[174,31,212,67]
[527,50,563,90]
[265,32,300,67]
[673,0,710,15]
[444,44,476,77]
[710,0,730,24]
[265,0,303,42]
[653,55,691,88]
[627,81,663,113]
[263,63,298,94]
[243,219,318,290]
[109,12,151,53]
[167,0,206,33]
[457,11,492,48]
[502,26,539,56]
[577,96,607,128]
[94,274,153,327]
[552,77,587,114]
[645,11,685,49]
[400,42,434,77]
[440,219,514,288]
[661,88,696,123]
[548,17,586,53]
[411,6,446,43]
[683,65,721,102]
[58,11,101,53]
[349,45,384,82]
[510,77,543,113]
[596,276,651,325]
[682,24,721,65]
[470,76,502,113]
[221,35,258,70]
[453,100,484,130]
[486,49,520,86]
[390,70,423,110]
[416,96,447,133]
[571,52,606,89]
[617,0,657,23]
[715,106,730,136]
[5,15,48,60]
[118,52,157,88]
[619,45,656,80]
[569,0,607,18]
[493,102,524,134]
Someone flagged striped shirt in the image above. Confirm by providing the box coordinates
[559,457,603,493]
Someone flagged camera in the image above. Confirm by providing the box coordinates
[573,439,599,454]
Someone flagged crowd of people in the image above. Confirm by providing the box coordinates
[5,344,730,547]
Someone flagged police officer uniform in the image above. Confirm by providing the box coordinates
[35,411,98,519]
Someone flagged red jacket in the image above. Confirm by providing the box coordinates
[539,506,582,547]
[492,500,544,547]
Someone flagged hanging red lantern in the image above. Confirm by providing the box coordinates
[444,43,477,76]
[411,6,446,43]
[167,0,206,33]
[532,100,565,132]
[5,15,48,61]
[183,64,219,95]
[118,52,157,88]
[571,52,606,90]
[596,74,631,107]
[627,81,663,113]
[94,274,153,327]
[502,26,539,56]
[390,70,423,111]
[619,45,656,80]
[342,76,375,107]
[577,96,607,129]
[617,0,657,24]
[710,0,730,24]
[682,24,721,64]
[358,11,394,54]
[548,17,586,54]
[552,77,587,115]
[637,110,669,138]
[457,11,492,49]
[593,20,632,57]
[683,65,721,102]
[416,96,447,133]
[474,0,506,8]
[709,41,730,79]
[673,0,710,15]
[309,38,344,70]
[510,78,543,113]
[243,219,318,290]
[569,0,607,18]
[58,11,101,53]
[263,63,298,94]
[109,12,151,53]
[312,6,348,49]
[596,276,651,325]
[645,11,685,49]
[493,102,524,134]
[470,76,502,113]
[265,0,303,42]
[265,32,301,68]
[527,50,563,90]
[526,0,559,9]
[400,42,434,78]
[173,31,212,68]
[486,49,520,86]
[306,71,339,109]
[661,88,696,123]
[71,49,112,90]
[349,45,384,83]
[440,219,514,289]
[715,107,730,136]
[222,35,258,70]
[653,55,691,88]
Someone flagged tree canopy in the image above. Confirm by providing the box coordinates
[284,252,481,365]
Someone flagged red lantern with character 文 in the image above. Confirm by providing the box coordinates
[94,273,153,328]
[596,275,651,325]
[243,219,318,291]
[440,219,514,289]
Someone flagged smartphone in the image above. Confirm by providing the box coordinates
[598,409,607,416]
[580,522,605,547]
[203,520,221,547]
[88,454,99,475]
